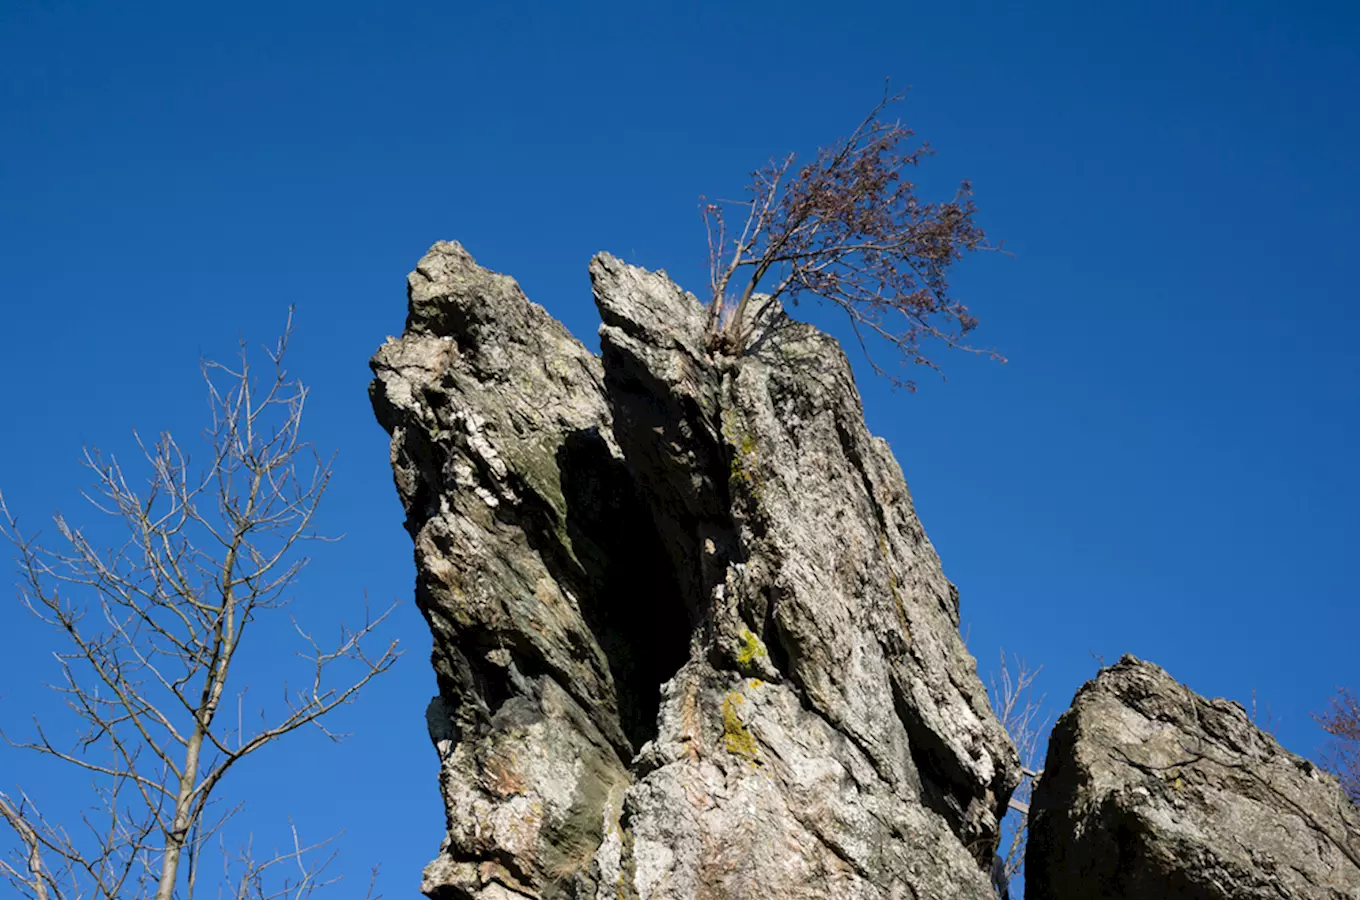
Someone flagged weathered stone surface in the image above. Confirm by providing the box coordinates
[592,253,1020,897]
[371,242,1020,899]
[372,242,688,898]
[1027,655,1360,900]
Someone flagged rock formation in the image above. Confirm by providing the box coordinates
[370,242,1021,899]
[1026,655,1360,899]
[370,243,1360,899]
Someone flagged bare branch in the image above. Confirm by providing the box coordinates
[0,792,56,900]
[0,309,396,899]
[988,650,1050,885]
[217,819,381,900]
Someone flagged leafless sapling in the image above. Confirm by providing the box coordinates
[988,650,1049,885]
[0,312,399,900]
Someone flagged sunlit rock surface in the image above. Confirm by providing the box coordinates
[371,242,1019,899]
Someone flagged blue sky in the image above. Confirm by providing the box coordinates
[2,1,1357,895]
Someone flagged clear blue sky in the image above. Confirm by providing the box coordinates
[2,1,1357,895]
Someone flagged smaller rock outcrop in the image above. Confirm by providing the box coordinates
[1027,655,1360,900]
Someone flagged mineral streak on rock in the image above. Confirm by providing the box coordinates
[371,241,1020,899]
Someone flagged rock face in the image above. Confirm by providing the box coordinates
[370,242,1021,899]
[1027,655,1360,900]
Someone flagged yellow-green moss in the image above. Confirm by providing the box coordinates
[722,693,760,761]
[735,629,768,667]
[721,410,763,500]
[720,409,740,441]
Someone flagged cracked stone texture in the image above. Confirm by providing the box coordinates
[371,242,1019,899]
[1026,655,1360,900]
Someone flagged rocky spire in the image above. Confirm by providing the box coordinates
[371,242,1020,899]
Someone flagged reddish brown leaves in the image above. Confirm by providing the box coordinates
[704,86,1003,390]
[1317,688,1360,803]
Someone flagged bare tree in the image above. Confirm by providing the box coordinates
[988,651,1049,887]
[702,83,1004,390]
[0,311,399,900]
[1316,688,1360,803]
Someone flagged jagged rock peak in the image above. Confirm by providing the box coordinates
[370,242,1021,899]
[1027,654,1360,900]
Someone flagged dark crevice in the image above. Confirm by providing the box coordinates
[600,339,734,623]
[761,583,791,675]
[422,886,472,900]
[404,387,692,760]
[555,428,692,753]
[473,657,513,721]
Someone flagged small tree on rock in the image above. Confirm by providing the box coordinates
[702,84,1003,390]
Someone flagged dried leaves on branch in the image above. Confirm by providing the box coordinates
[0,311,398,900]
[1316,688,1360,803]
[703,86,1004,390]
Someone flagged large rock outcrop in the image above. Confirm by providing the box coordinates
[1027,655,1360,899]
[370,242,1021,899]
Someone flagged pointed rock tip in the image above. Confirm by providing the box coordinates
[589,250,706,345]
[427,239,471,257]
[410,240,480,288]
[403,240,527,340]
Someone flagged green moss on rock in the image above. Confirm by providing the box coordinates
[721,410,763,501]
[736,629,767,666]
[722,693,760,762]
